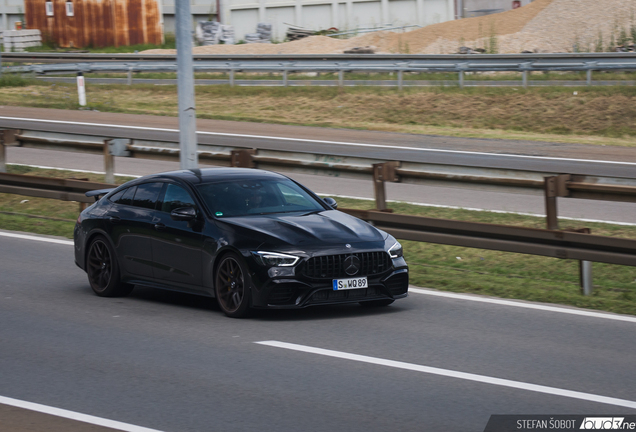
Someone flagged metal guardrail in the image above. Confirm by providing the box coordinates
[1,172,634,270]
[0,172,112,204]
[3,53,636,88]
[2,126,636,227]
[4,53,636,62]
[344,209,636,267]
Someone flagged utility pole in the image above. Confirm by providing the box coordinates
[175,0,198,169]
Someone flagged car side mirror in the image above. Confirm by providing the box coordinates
[170,207,197,221]
[323,197,338,209]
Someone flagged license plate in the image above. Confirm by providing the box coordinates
[332,277,368,291]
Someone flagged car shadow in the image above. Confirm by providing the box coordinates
[79,284,410,321]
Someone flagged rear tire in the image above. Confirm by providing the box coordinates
[86,236,134,297]
[359,299,394,307]
[215,253,252,318]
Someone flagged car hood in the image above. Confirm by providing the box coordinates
[219,210,385,247]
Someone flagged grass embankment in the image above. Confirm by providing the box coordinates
[1,75,636,144]
[2,165,635,316]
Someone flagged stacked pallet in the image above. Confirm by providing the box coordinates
[3,30,42,52]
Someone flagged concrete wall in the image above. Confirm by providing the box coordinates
[1,0,27,33]
[461,0,534,17]
[162,0,454,42]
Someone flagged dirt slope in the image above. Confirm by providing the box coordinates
[143,0,635,54]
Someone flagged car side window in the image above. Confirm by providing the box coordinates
[161,184,197,214]
[108,189,125,203]
[110,186,136,206]
[133,182,163,210]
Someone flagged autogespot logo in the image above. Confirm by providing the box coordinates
[580,418,632,429]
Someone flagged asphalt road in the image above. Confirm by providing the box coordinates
[1,107,635,224]
[1,232,635,431]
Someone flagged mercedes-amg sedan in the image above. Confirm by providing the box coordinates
[74,168,408,317]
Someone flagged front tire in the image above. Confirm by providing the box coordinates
[86,236,134,297]
[215,253,252,318]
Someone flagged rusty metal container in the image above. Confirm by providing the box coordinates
[25,0,163,48]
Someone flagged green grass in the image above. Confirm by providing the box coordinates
[24,33,176,53]
[0,74,36,87]
[1,165,635,315]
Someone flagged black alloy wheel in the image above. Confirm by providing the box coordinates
[86,237,133,297]
[215,253,251,318]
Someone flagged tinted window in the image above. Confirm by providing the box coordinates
[196,178,324,217]
[108,189,125,203]
[111,186,136,206]
[161,184,197,214]
[132,183,162,210]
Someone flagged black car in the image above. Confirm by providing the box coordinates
[74,168,408,317]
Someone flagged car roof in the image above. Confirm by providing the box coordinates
[142,168,288,186]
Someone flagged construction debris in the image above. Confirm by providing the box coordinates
[196,22,235,45]
[343,46,376,54]
[286,28,316,41]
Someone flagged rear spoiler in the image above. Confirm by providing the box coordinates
[85,188,115,201]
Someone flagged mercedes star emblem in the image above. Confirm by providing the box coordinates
[344,255,361,276]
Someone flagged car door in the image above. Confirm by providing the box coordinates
[106,182,162,278]
[150,182,205,288]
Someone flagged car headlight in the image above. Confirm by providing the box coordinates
[388,241,403,258]
[251,251,300,267]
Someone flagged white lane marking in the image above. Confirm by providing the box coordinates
[409,288,636,324]
[256,341,636,410]
[0,231,73,246]
[0,395,164,432]
[1,116,635,166]
[7,164,636,227]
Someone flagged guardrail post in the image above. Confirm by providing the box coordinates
[544,174,571,230]
[397,70,403,91]
[229,70,235,87]
[283,70,288,87]
[0,129,19,173]
[458,71,464,89]
[580,260,593,296]
[522,70,528,88]
[372,161,400,211]
[587,69,592,86]
[231,149,256,168]
[103,140,115,184]
[127,67,133,85]
[0,142,5,173]
[338,70,344,87]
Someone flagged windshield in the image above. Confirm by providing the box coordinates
[196,178,326,217]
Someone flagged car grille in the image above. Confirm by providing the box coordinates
[385,272,409,296]
[303,252,391,279]
[309,286,383,304]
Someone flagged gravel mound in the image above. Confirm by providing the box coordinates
[142,0,636,55]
